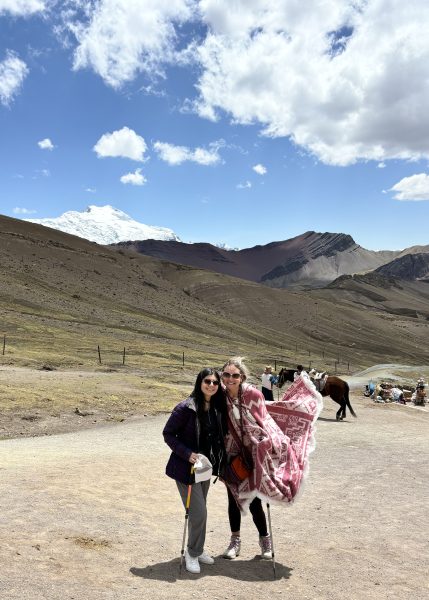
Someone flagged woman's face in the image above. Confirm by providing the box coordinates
[222,364,242,396]
[201,374,220,399]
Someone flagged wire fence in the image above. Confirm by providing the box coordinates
[1,333,356,376]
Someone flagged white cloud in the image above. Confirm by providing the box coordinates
[0,0,45,16]
[94,126,147,161]
[153,140,222,165]
[38,138,54,150]
[237,180,252,189]
[85,187,96,193]
[377,162,386,169]
[120,168,147,186]
[13,207,36,214]
[32,168,50,178]
[389,173,429,201]
[253,163,267,175]
[68,0,196,89]
[0,50,29,106]
[194,0,429,166]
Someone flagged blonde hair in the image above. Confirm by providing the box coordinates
[222,356,249,381]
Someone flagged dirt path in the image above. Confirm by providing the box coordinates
[0,394,428,600]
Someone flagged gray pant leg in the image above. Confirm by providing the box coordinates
[176,480,210,558]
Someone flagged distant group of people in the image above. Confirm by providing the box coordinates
[163,357,322,574]
[369,378,427,406]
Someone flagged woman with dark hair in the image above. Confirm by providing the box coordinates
[163,368,226,574]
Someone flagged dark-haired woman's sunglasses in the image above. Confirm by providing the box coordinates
[203,378,219,386]
[222,372,241,379]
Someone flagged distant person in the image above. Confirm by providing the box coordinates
[261,365,275,401]
[391,387,404,404]
[294,364,309,381]
[163,368,227,574]
[412,378,427,406]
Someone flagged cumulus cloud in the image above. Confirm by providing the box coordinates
[153,140,222,165]
[38,138,54,150]
[194,0,429,166]
[120,168,147,185]
[85,187,96,193]
[67,0,196,88]
[93,126,147,161]
[388,173,429,201]
[253,163,267,175]
[0,50,29,106]
[0,0,45,16]
[237,180,252,189]
[13,207,36,214]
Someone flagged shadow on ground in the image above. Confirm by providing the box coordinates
[130,556,292,582]
[318,416,355,422]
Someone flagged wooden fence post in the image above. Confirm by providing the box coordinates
[182,351,185,366]
[2,335,5,356]
[97,345,102,364]
[123,347,126,365]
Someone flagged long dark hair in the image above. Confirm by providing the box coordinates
[191,367,226,423]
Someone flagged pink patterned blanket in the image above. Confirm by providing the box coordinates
[224,377,323,512]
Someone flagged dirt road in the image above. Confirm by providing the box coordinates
[0,394,427,600]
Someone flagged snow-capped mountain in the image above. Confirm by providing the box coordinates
[26,205,180,245]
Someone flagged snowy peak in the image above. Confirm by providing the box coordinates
[25,205,180,245]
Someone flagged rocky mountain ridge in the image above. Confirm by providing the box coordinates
[115,231,400,289]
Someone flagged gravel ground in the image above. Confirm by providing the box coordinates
[0,392,428,600]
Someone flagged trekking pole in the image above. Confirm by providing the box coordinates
[179,467,194,575]
[266,503,276,579]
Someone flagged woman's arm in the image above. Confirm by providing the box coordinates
[162,403,194,462]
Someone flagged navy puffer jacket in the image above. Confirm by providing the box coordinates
[163,397,199,485]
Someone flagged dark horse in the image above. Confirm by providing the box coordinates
[277,368,357,421]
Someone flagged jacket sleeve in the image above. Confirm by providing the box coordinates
[162,403,193,462]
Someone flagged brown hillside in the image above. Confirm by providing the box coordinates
[1,215,428,375]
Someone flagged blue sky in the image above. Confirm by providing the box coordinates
[1,0,429,250]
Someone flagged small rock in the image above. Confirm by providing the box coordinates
[74,408,94,417]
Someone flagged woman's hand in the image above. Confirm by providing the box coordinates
[189,452,199,464]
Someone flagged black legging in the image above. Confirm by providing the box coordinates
[227,486,268,537]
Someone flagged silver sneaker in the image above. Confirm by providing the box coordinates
[184,549,200,574]
[223,536,241,559]
[198,551,214,565]
[259,535,272,559]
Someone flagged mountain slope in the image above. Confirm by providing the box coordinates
[26,205,180,245]
[2,214,429,372]
[375,253,429,281]
[115,231,398,289]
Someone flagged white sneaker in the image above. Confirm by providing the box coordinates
[198,551,214,565]
[222,537,241,559]
[184,550,200,574]
[259,535,272,559]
